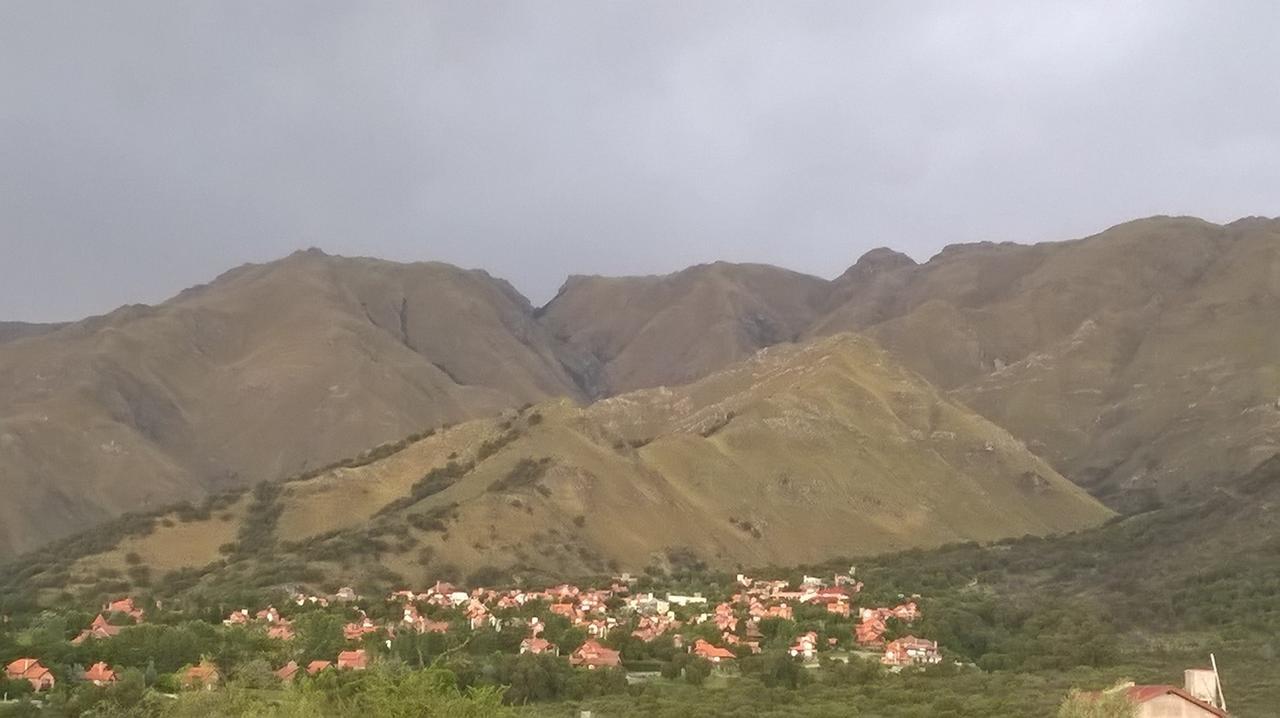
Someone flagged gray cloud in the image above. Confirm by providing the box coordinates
[2,1,1278,321]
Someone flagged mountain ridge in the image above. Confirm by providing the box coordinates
[7,332,1110,601]
[1,214,1276,556]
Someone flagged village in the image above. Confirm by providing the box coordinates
[3,571,1235,717]
[2,569,940,696]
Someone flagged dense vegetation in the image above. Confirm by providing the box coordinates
[2,456,1275,716]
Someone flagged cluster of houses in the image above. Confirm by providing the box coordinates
[3,598,148,692]
[1,570,949,695]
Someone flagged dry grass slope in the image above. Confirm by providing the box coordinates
[42,334,1109,599]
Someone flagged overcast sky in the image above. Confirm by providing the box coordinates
[2,2,1278,321]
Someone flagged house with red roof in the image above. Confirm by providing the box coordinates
[181,661,221,691]
[343,615,379,641]
[72,614,123,645]
[306,660,332,675]
[83,662,117,686]
[275,661,300,684]
[337,649,369,671]
[549,602,580,622]
[788,631,820,660]
[223,609,251,626]
[891,601,920,622]
[267,623,295,641]
[5,658,55,691]
[855,616,886,646]
[569,639,621,670]
[882,636,941,666]
[104,597,145,622]
[691,639,736,664]
[1122,685,1229,717]
[520,637,558,655]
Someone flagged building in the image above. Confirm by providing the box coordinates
[569,639,622,670]
[520,637,558,655]
[275,661,300,684]
[83,662,118,686]
[337,649,369,671]
[104,597,145,622]
[691,639,736,664]
[788,631,819,661]
[882,636,941,666]
[71,615,123,645]
[306,660,333,675]
[1122,685,1229,717]
[181,661,221,691]
[5,658,55,691]
[1184,668,1228,712]
[854,616,886,645]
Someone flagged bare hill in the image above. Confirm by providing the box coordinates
[539,262,830,395]
[3,214,1275,558]
[812,216,1280,508]
[0,321,65,344]
[546,216,1280,508]
[0,250,585,555]
[19,334,1108,598]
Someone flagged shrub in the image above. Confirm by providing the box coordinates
[488,458,554,493]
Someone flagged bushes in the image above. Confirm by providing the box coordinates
[475,429,522,463]
[379,461,473,515]
[228,482,283,558]
[729,517,762,539]
[466,565,507,587]
[406,504,457,532]
[487,458,554,493]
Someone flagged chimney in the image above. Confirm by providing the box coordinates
[1184,668,1221,706]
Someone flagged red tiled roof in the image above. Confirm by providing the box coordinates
[1125,685,1228,717]
[692,639,736,660]
[83,662,117,683]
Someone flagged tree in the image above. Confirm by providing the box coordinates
[232,658,280,689]
[494,653,569,704]
[683,657,712,686]
[1058,687,1138,718]
[293,612,345,663]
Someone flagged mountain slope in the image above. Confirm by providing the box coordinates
[544,216,1280,508]
[539,262,830,395]
[0,250,586,556]
[18,334,1109,599]
[0,321,65,344]
[4,214,1275,558]
[814,216,1280,507]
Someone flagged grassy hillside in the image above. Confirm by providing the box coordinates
[540,261,831,395]
[0,250,587,556]
[546,216,1280,510]
[4,214,1274,558]
[1,334,1109,605]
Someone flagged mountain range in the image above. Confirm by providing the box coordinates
[1,214,1277,563]
[18,333,1109,598]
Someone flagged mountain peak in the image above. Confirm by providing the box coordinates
[840,247,916,281]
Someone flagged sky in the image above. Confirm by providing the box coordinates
[2,2,1278,322]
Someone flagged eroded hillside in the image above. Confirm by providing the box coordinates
[11,334,1109,602]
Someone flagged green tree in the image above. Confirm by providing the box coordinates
[1058,686,1138,718]
[293,612,345,663]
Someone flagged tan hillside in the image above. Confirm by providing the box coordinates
[4,214,1275,558]
[543,216,1280,508]
[812,216,1280,507]
[49,334,1109,594]
[0,321,64,344]
[0,250,586,556]
[539,262,830,395]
